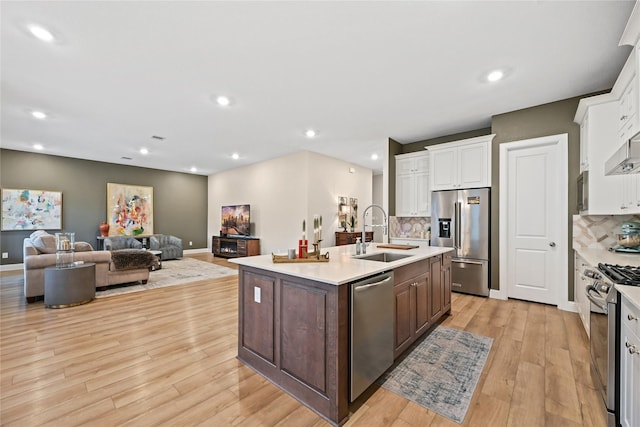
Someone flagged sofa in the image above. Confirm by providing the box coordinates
[150,234,183,260]
[23,231,153,303]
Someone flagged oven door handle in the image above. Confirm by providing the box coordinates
[585,284,608,314]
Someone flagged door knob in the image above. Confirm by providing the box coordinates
[549,242,556,247]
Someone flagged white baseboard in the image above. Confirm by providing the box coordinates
[490,288,507,300]
[183,248,210,255]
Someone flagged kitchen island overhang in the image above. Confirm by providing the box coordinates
[230,244,454,426]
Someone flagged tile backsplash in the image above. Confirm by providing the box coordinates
[573,214,640,250]
[389,216,431,239]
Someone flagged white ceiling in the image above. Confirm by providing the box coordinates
[1,1,636,176]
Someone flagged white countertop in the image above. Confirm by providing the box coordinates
[573,247,640,269]
[616,285,640,312]
[229,244,454,285]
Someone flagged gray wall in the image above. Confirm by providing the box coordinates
[491,96,582,299]
[389,96,590,300]
[1,149,208,265]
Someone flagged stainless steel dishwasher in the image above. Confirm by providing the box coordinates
[350,271,394,401]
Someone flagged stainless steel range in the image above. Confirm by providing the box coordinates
[585,263,640,427]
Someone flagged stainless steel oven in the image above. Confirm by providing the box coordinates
[585,271,618,427]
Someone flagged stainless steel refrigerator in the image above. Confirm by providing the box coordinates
[430,188,490,297]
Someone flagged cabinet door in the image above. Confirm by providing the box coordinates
[396,173,416,216]
[414,274,430,336]
[394,282,413,353]
[430,148,457,191]
[620,321,640,427]
[397,157,416,174]
[415,171,430,216]
[580,114,589,172]
[442,253,452,310]
[429,256,443,322]
[241,271,275,363]
[281,281,328,393]
[458,143,489,188]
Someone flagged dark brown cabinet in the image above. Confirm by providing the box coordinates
[393,254,451,359]
[335,231,373,246]
[237,266,349,425]
[442,252,452,310]
[429,255,443,322]
[212,236,260,258]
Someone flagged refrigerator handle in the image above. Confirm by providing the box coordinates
[455,201,461,249]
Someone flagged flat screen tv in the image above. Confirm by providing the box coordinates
[221,204,251,236]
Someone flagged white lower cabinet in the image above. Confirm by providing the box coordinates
[620,295,640,427]
[574,252,590,337]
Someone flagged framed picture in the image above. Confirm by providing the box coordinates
[1,188,62,231]
[107,183,153,236]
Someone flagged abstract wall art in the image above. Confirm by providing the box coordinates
[1,188,62,230]
[107,183,153,236]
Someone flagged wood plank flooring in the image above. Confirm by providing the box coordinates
[1,254,607,426]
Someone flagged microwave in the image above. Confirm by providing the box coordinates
[577,171,588,212]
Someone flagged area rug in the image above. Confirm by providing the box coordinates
[96,257,237,298]
[377,325,492,423]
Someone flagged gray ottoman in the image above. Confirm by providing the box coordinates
[44,263,96,308]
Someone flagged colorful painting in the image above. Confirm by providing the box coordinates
[107,183,153,236]
[1,188,62,230]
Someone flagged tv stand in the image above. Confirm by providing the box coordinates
[212,236,260,258]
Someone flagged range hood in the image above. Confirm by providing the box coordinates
[605,132,640,175]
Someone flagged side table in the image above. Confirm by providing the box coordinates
[44,263,96,308]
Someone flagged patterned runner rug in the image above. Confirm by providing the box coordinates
[377,325,493,423]
[96,257,237,298]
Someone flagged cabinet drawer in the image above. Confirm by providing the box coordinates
[622,297,640,338]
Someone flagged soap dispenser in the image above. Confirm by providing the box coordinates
[355,237,361,255]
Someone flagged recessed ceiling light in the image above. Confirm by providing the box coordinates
[31,110,47,119]
[487,70,504,82]
[33,143,44,150]
[371,153,379,161]
[190,166,197,173]
[140,147,149,155]
[216,96,231,107]
[28,24,55,43]
[231,153,239,160]
[305,129,317,138]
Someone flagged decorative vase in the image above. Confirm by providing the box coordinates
[99,222,110,237]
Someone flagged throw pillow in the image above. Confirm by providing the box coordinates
[74,242,94,252]
[30,231,56,254]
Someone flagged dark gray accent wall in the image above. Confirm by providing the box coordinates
[491,96,582,299]
[1,149,208,265]
[388,138,403,217]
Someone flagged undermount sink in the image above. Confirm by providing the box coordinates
[354,252,414,263]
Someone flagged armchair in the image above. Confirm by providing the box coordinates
[103,237,143,251]
[150,234,183,260]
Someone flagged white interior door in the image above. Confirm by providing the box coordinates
[500,134,567,306]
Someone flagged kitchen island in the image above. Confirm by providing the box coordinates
[230,244,454,425]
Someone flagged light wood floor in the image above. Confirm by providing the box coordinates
[1,254,606,426]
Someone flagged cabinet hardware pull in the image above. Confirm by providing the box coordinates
[621,115,628,121]
[629,314,638,321]
[628,345,640,355]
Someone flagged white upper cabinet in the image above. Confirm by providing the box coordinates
[575,98,624,214]
[395,152,430,217]
[429,134,495,191]
[615,52,639,146]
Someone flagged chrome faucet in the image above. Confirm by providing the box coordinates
[361,204,388,254]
